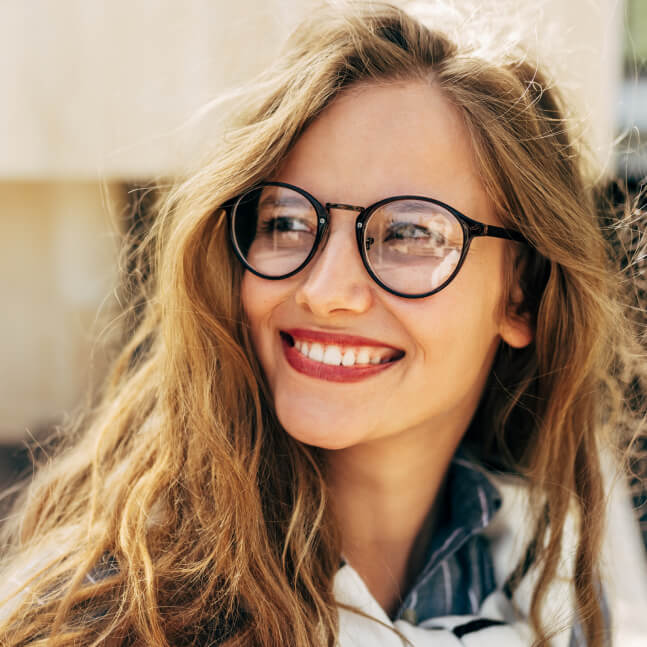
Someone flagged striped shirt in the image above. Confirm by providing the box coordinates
[337,452,604,646]
[392,454,501,625]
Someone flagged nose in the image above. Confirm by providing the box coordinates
[294,213,374,317]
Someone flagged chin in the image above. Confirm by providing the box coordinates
[278,416,363,451]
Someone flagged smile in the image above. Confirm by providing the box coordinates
[279,331,405,383]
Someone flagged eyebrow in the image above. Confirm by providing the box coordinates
[383,200,447,214]
[258,194,306,209]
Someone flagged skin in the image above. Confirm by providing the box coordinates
[241,79,532,616]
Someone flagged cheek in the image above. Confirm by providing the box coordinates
[241,272,297,315]
[240,273,271,361]
[240,272,260,323]
[240,273,293,379]
[240,272,282,327]
[396,264,504,373]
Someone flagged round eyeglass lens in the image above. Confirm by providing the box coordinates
[363,199,465,295]
[232,185,318,277]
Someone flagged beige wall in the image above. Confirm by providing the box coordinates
[0,0,305,179]
[0,0,622,179]
[0,0,625,442]
[0,182,121,442]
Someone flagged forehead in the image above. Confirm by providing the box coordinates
[274,79,492,222]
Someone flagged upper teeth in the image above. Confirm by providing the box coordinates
[294,340,394,366]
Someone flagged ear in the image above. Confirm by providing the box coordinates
[499,311,533,349]
[499,279,534,349]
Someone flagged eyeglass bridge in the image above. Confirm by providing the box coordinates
[325,202,365,213]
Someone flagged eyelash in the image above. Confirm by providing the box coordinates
[258,216,313,233]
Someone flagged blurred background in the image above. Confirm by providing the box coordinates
[0,0,645,511]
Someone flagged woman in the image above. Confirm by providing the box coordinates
[1,2,645,646]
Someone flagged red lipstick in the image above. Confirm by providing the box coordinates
[282,328,402,351]
[279,330,404,383]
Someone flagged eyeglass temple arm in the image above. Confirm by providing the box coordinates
[470,222,527,244]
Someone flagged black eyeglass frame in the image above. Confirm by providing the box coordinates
[227,181,527,299]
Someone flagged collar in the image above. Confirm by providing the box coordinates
[394,449,502,619]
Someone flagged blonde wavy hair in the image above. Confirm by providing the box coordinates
[1,2,645,646]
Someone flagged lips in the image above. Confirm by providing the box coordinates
[282,328,404,351]
[279,329,405,383]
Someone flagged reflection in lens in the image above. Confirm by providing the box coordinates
[232,185,318,276]
[364,200,464,294]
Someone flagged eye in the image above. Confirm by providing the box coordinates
[259,216,313,233]
[384,222,440,243]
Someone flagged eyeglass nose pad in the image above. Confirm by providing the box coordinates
[366,236,375,251]
[303,213,328,266]
[317,213,329,241]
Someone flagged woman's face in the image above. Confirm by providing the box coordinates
[241,80,532,450]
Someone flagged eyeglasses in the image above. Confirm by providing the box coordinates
[227,182,526,299]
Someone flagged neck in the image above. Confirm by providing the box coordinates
[324,423,462,616]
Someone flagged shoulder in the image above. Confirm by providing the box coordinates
[482,464,647,646]
[334,561,533,646]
